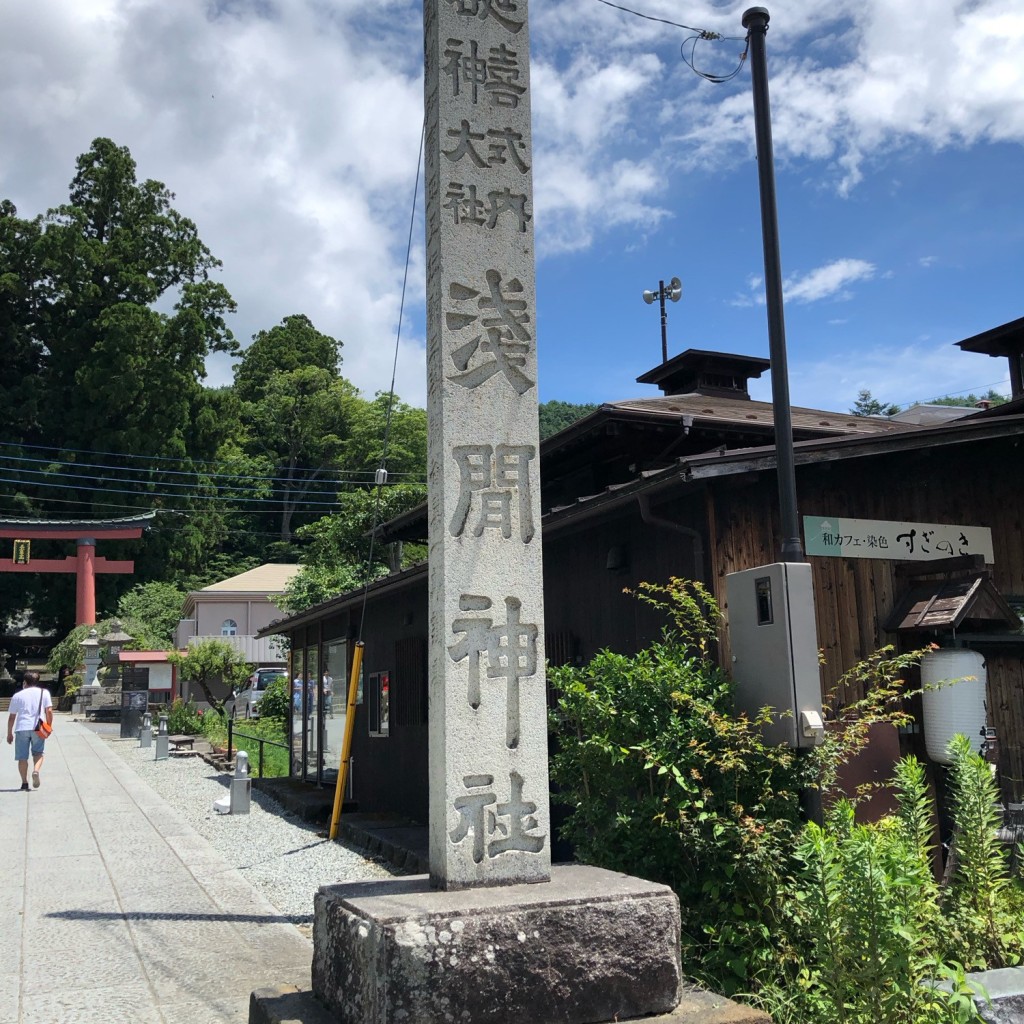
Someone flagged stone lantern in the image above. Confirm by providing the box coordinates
[100,620,133,689]
[80,629,102,689]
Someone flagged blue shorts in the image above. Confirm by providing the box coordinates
[14,731,45,761]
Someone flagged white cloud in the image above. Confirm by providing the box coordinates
[784,258,876,303]
[2,0,1021,410]
[735,259,876,305]
[531,52,670,253]
[752,338,1011,412]
[0,0,427,401]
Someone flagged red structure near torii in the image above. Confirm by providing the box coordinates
[0,513,154,625]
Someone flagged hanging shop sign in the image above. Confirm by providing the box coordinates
[803,515,994,562]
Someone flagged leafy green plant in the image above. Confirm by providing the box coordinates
[550,577,806,992]
[551,578,1024,1020]
[164,697,204,735]
[256,676,291,722]
[941,734,1024,968]
[201,713,289,776]
[167,638,252,716]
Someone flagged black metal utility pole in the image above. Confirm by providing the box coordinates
[742,6,804,561]
[657,280,669,364]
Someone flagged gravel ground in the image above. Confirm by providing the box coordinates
[104,736,399,930]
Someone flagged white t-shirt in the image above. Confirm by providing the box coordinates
[9,686,53,733]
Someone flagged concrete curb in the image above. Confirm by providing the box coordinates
[249,984,771,1024]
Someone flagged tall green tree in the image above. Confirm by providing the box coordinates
[233,313,341,403]
[0,200,45,448]
[850,389,900,417]
[241,365,360,545]
[0,139,241,632]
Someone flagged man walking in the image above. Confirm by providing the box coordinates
[6,671,53,791]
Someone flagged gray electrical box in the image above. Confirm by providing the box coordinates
[725,562,824,748]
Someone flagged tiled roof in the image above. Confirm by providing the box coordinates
[0,513,156,530]
[200,564,301,594]
[602,394,915,436]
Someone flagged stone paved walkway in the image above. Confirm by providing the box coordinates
[1,716,311,1024]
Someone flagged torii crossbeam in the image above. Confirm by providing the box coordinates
[0,513,155,625]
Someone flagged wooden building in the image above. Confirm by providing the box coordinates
[260,333,1024,821]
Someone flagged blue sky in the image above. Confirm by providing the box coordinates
[2,0,1021,415]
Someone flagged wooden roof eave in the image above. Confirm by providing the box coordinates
[679,413,1024,482]
[255,562,429,638]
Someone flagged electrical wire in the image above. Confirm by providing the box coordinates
[0,473,396,507]
[0,456,425,495]
[592,0,721,36]
[0,441,422,484]
[357,117,425,645]
[681,33,749,84]
[592,0,748,84]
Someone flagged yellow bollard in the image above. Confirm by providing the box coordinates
[329,641,364,841]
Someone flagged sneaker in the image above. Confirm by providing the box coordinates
[20,783,29,791]
[31,772,40,789]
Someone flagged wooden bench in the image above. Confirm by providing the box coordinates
[168,735,195,751]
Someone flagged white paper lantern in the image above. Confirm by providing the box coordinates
[921,648,987,765]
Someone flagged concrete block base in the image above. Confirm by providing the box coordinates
[312,865,689,1024]
[250,983,771,1024]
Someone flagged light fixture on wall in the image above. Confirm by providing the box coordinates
[605,545,629,572]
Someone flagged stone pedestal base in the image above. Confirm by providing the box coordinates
[312,865,683,1024]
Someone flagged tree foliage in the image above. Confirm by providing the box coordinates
[850,389,900,417]
[115,582,187,648]
[538,399,598,440]
[929,389,1009,409]
[167,638,253,716]
[552,582,1021,1020]
[0,142,434,637]
[0,138,241,631]
[46,617,166,673]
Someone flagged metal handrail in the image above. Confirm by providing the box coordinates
[226,719,289,779]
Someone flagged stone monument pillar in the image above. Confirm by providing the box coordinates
[289,3,762,1021]
[424,0,548,891]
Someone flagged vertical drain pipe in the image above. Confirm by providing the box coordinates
[636,492,705,581]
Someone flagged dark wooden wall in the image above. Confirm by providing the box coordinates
[350,579,429,822]
[707,436,1024,798]
[543,496,706,664]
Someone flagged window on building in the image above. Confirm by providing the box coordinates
[221,619,238,636]
[368,671,390,738]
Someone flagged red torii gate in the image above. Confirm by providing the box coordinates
[0,514,154,625]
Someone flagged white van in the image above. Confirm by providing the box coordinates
[232,667,287,719]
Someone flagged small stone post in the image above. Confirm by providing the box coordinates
[154,714,168,761]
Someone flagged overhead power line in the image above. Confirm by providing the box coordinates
[0,453,425,494]
[0,440,423,483]
[0,473,407,507]
[592,0,749,84]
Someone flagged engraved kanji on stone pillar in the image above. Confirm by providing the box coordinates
[424,0,549,889]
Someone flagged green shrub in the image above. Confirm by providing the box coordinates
[774,759,977,1024]
[257,676,291,722]
[549,578,807,991]
[941,734,1024,968]
[550,577,1018,1021]
[164,697,203,735]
